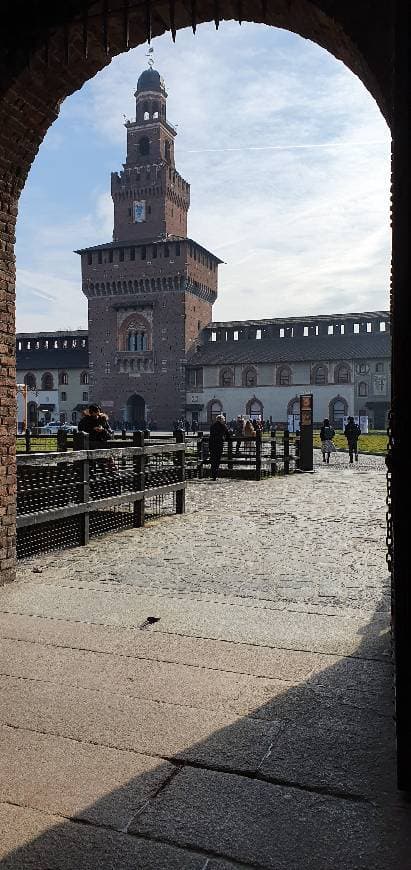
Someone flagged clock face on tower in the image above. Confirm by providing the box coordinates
[134,201,146,223]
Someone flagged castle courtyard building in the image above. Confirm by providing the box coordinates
[185,311,390,429]
[16,330,89,427]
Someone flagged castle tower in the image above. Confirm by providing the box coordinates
[77,64,222,428]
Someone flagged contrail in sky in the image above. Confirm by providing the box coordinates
[181,140,387,154]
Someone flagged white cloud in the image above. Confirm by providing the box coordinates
[16,21,391,330]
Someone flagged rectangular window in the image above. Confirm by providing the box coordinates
[376,362,384,372]
[119,248,124,262]
[87,253,92,265]
[108,250,113,263]
[256,329,261,340]
[129,247,135,261]
[164,244,169,257]
[328,325,334,335]
[61,391,67,402]
[141,246,146,260]
[234,330,239,341]
[380,321,386,332]
[303,326,309,336]
[279,328,284,338]
[175,242,181,256]
[354,323,360,333]
[98,251,102,264]
[82,391,89,402]
[152,246,158,259]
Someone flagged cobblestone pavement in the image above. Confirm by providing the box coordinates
[0,462,410,869]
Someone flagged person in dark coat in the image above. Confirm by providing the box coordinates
[344,416,361,463]
[319,418,336,464]
[78,405,112,448]
[209,414,229,480]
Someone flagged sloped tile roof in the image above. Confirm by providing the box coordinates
[16,349,89,370]
[189,332,391,366]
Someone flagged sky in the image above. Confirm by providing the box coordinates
[15,21,391,332]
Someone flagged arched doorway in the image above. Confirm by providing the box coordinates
[126,394,146,429]
[0,0,409,789]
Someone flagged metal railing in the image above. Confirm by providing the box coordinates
[16,431,186,560]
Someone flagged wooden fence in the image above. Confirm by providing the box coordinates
[17,432,186,560]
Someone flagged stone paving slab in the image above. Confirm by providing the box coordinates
[0,726,175,830]
[259,708,396,797]
[0,803,222,870]
[0,610,392,684]
[0,676,280,773]
[0,582,390,658]
[130,766,411,870]
[0,635,393,718]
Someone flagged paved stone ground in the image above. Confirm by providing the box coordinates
[1,455,410,869]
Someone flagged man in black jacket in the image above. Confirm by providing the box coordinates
[78,405,112,449]
[344,416,361,463]
[209,415,229,480]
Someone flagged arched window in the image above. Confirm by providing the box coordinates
[312,364,328,385]
[24,372,36,390]
[139,136,150,156]
[242,367,257,388]
[165,141,171,163]
[335,363,351,384]
[41,372,54,390]
[277,365,292,386]
[219,367,234,387]
[207,399,223,423]
[358,381,368,396]
[287,396,300,417]
[246,397,264,419]
[59,371,68,385]
[329,396,348,428]
[80,372,89,385]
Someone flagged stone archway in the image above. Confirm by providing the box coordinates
[0,0,410,790]
[125,394,146,429]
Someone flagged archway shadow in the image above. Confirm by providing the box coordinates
[0,598,410,869]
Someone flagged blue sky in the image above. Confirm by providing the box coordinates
[15,21,391,331]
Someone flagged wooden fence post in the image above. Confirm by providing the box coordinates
[284,429,290,475]
[270,428,277,475]
[255,431,262,481]
[57,429,68,452]
[227,435,233,472]
[295,430,301,470]
[175,429,186,514]
[81,453,90,545]
[133,430,145,527]
[197,431,203,479]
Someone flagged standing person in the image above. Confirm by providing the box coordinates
[192,419,198,434]
[244,419,256,438]
[344,416,361,464]
[234,415,245,455]
[209,414,229,481]
[78,404,112,448]
[185,418,190,435]
[319,418,336,464]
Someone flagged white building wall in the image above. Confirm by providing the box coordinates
[187,383,354,426]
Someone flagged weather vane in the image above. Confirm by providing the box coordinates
[146,46,154,68]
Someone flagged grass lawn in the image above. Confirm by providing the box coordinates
[16,437,58,453]
[313,430,387,455]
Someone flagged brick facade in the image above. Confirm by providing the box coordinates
[78,66,222,428]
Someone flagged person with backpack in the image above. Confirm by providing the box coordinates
[320,418,336,464]
[344,416,361,463]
